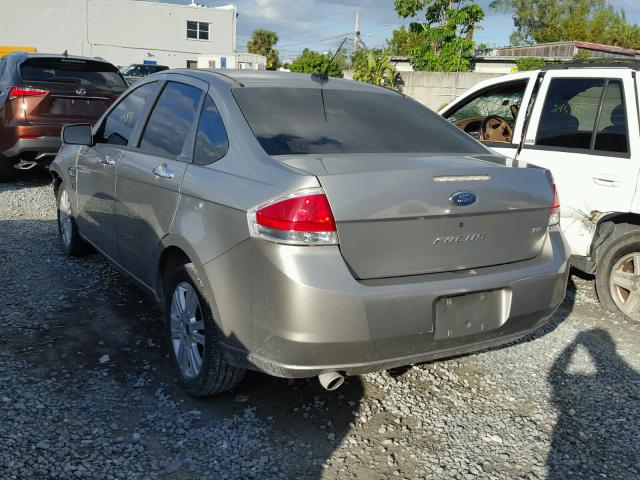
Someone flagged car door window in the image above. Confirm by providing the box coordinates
[96,81,160,146]
[139,81,202,158]
[594,81,628,153]
[536,78,628,154]
[194,95,229,165]
[536,78,604,150]
[446,81,527,135]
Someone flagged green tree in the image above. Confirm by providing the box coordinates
[394,0,485,72]
[515,57,548,71]
[247,29,280,69]
[490,0,640,48]
[386,26,421,56]
[352,49,396,87]
[288,49,344,77]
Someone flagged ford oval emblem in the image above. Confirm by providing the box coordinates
[450,191,477,207]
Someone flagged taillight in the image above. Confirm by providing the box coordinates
[8,86,48,100]
[549,184,560,226]
[248,188,338,245]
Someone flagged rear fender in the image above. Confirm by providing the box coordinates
[153,234,220,319]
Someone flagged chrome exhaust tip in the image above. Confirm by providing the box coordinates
[318,371,345,391]
[14,160,39,170]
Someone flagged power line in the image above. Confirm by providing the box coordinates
[276,33,351,48]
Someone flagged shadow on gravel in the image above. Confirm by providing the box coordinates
[547,329,640,479]
[1,216,364,478]
[0,166,51,189]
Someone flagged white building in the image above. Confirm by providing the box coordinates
[1,0,237,69]
[197,53,266,70]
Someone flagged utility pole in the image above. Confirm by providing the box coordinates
[354,10,361,51]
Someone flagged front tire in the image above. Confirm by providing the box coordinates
[165,263,245,396]
[596,230,640,322]
[56,184,91,256]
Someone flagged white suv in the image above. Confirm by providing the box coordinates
[441,62,640,321]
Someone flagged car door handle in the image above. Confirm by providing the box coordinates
[100,155,115,166]
[593,175,620,187]
[153,164,174,179]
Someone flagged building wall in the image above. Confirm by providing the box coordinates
[197,53,266,70]
[1,0,236,68]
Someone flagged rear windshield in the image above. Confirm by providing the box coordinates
[233,87,486,155]
[20,58,126,88]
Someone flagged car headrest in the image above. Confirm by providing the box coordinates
[610,105,625,126]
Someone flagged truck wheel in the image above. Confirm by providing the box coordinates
[165,263,245,396]
[56,184,91,256]
[0,154,16,183]
[595,231,640,322]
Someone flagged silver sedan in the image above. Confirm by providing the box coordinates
[51,70,569,396]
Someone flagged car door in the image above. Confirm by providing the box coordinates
[516,69,640,256]
[115,76,206,287]
[75,81,161,260]
[441,74,534,158]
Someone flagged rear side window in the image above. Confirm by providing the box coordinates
[194,96,229,165]
[98,81,160,146]
[139,81,202,158]
[20,58,126,88]
[536,78,628,154]
[233,87,486,155]
[594,81,627,153]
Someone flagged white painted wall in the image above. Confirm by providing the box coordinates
[197,53,266,70]
[1,0,236,69]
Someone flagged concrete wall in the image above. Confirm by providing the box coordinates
[395,71,503,110]
[1,0,236,69]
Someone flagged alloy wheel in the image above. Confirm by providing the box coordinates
[609,252,640,319]
[170,282,206,378]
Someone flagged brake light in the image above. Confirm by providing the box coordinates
[8,86,48,100]
[549,184,560,226]
[248,188,338,245]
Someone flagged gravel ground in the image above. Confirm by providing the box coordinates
[1,171,639,480]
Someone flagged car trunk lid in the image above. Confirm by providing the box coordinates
[277,153,554,279]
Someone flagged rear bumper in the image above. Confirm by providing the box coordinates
[206,229,570,378]
[2,126,61,160]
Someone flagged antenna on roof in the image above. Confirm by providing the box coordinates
[62,50,68,57]
[312,36,349,81]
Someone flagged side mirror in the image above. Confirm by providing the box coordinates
[62,124,93,146]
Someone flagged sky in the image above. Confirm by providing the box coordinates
[166,0,640,61]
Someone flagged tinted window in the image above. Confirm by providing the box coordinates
[233,87,486,155]
[187,21,209,40]
[447,81,527,124]
[20,58,126,88]
[139,82,202,157]
[98,81,160,146]
[594,81,628,153]
[194,96,229,165]
[536,78,605,150]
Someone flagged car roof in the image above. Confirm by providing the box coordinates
[6,51,118,66]
[168,68,396,93]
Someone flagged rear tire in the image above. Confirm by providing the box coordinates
[595,230,640,322]
[165,263,245,396]
[56,184,91,257]
[0,154,16,183]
